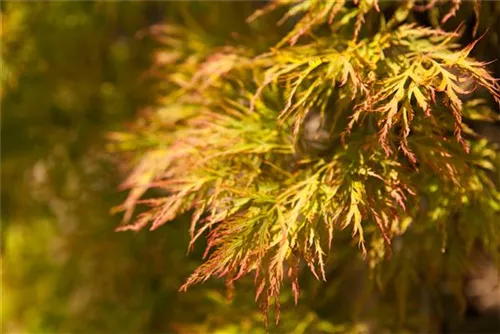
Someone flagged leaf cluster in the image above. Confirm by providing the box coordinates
[111,0,500,326]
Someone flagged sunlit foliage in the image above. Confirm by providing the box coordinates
[112,0,500,330]
[2,1,500,333]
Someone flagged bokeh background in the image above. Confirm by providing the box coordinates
[1,2,297,333]
[2,1,500,333]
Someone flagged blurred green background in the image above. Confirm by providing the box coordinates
[2,1,500,334]
[0,2,304,333]
[1,1,219,333]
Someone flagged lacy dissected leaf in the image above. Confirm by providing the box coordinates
[345,24,500,162]
[246,0,476,47]
[247,0,380,47]
[112,1,500,327]
[251,39,366,125]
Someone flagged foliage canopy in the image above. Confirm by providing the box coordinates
[110,0,500,330]
[2,1,500,333]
